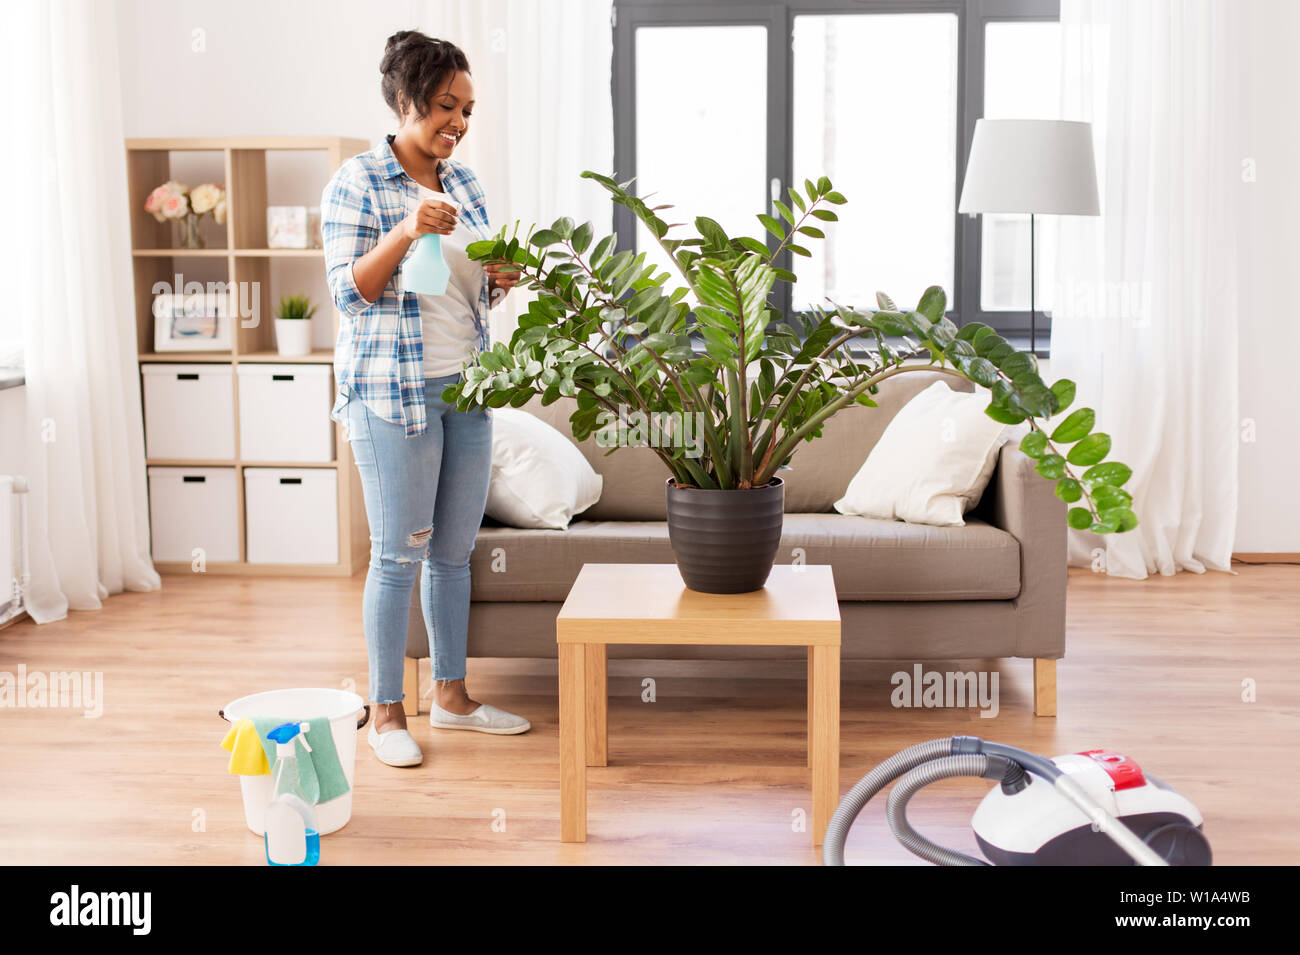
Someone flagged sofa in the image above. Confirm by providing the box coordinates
[403,368,1066,715]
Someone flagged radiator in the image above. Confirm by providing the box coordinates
[0,475,29,625]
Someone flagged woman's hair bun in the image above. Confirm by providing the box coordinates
[379,30,470,122]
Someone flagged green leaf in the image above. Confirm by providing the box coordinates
[788,243,812,257]
[1019,431,1048,458]
[1091,518,1120,534]
[985,405,1028,425]
[1050,408,1095,444]
[1055,478,1083,503]
[964,357,999,388]
[570,221,593,255]
[915,286,947,324]
[824,190,846,204]
[1068,508,1094,530]
[810,208,838,222]
[1035,454,1066,480]
[529,229,561,247]
[1091,485,1133,511]
[1067,432,1112,466]
[552,216,575,239]
[816,176,832,194]
[787,187,806,213]
[773,199,796,226]
[1099,506,1139,532]
[1050,378,1076,413]
[796,224,825,239]
[876,292,898,312]
[1081,461,1132,490]
[757,213,785,239]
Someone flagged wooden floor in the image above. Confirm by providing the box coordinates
[0,565,1295,865]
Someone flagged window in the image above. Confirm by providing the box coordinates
[613,0,1062,350]
[792,12,958,312]
[979,19,1063,315]
[634,24,768,300]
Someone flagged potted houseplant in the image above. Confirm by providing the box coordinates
[447,173,1138,594]
[274,294,316,357]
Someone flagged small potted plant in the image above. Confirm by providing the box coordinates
[274,295,317,357]
[144,180,227,249]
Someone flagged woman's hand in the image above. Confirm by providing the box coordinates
[485,261,523,304]
[402,198,458,240]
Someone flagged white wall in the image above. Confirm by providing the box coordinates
[115,0,432,350]
[1234,1,1300,553]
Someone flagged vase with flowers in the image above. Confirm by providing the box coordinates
[144,180,228,250]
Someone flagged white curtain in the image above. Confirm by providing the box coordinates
[1051,0,1244,579]
[1,0,161,622]
[414,0,616,343]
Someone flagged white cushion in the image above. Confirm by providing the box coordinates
[833,380,1008,526]
[485,409,602,529]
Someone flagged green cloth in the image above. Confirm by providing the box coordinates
[252,717,349,804]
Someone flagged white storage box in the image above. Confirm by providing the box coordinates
[244,468,338,564]
[236,364,334,463]
[142,364,235,460]
[147,467,239,563]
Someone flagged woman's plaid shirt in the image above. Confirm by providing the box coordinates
[321,134,491,437]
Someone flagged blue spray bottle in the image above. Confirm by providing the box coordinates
[403,187,461,295]
[263,721,320,866]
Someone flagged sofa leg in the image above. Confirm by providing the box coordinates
[1033,658,1057,717]
[403,657,420,717]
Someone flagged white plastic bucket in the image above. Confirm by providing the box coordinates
[220,687,369,836]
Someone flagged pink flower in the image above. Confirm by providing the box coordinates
[145,185,171,222]
[161,194,189,220]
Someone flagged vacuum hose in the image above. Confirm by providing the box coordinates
[823,736,1167,867]
[821,738,952,866]
[886,755,1015,866]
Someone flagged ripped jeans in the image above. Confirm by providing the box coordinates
[342,374,493,703]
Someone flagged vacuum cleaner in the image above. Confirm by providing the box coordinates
[823,736,1211,866]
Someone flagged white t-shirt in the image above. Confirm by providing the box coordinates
[417,215,484,379]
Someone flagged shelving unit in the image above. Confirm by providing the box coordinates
[127,135,371,577]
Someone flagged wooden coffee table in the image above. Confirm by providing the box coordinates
[557,563,841,846]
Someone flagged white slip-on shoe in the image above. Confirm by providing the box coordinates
[429,701,531,735]
[367,723,424,766]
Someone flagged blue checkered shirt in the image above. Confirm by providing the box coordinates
[321,134,492,437]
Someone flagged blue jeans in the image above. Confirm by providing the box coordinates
[343,374,493,703]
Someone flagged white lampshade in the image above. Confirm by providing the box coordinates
[958,119,1100,216]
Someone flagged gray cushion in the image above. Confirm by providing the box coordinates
[466,511,1020,603]
[521,368,975,520]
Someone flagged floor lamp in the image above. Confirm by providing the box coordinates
[958,119,1100,355]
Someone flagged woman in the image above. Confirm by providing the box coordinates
[321,30,529,767]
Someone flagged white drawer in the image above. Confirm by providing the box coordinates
[142,364,235,460]
[244,467,339,564]
[237,364,334,463]
[147,467,239,563]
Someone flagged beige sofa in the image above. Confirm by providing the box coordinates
[404,369,1066,715]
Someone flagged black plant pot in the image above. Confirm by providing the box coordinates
[665,477,784,594]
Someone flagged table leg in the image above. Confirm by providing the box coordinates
[807,649,815,769]
[809,644,840,847]
[585,643,607,767]
[559,642,587,842]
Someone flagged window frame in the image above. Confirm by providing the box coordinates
[612,0,1061,353]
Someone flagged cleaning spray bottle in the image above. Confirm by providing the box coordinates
[403,186,461,295]
[263,721,320,866]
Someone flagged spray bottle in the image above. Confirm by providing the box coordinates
[403,187,461,295]
[263,721,320,866]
